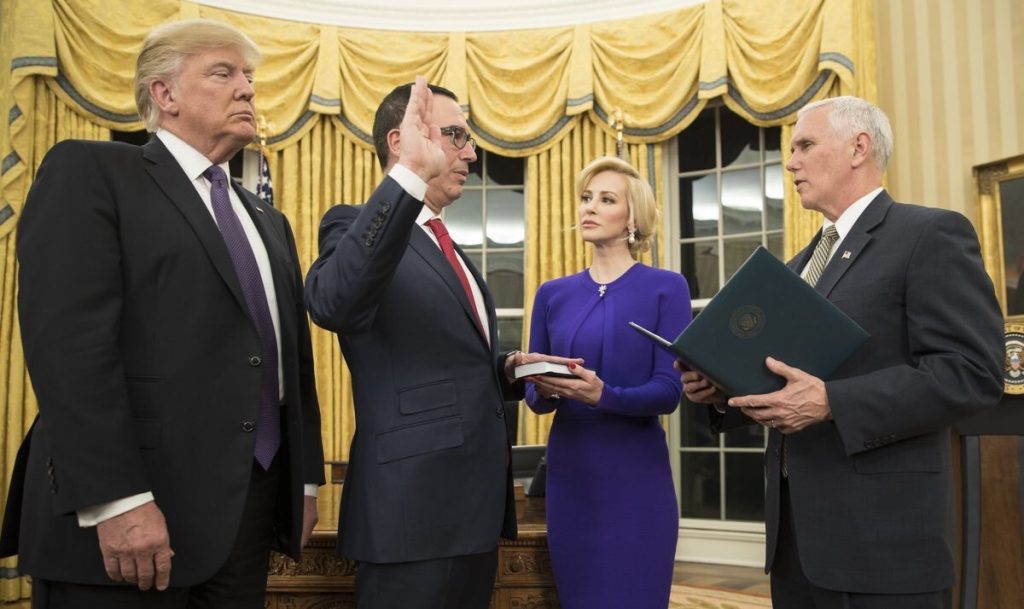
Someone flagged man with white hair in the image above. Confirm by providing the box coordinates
[0,19,326,608]
[683,96,1003,608]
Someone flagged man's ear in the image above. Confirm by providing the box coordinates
[386,128,402,161]
[150,79,178,116]
[851,132,872,168]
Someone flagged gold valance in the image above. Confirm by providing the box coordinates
[1,0,870,238]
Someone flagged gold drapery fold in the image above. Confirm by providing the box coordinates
[589,5,706,142]
[0,81,109,604]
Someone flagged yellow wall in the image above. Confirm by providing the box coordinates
[873,0,1024,223]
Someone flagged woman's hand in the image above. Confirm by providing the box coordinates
[528,362,604,406]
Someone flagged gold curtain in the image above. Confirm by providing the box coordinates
[0,1,878,600]
[0,80,110,603]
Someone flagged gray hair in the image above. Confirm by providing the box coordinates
[134,19,261,132]
[799,96,893,171]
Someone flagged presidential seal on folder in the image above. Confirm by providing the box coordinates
[630,246,870,396]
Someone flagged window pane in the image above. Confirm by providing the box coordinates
[447,190,483,247]
[722,168,763,235]
[722,237,761,283]
[487,251,524,308]
[487,156,525,186]
[724,453,765,522]
[767,232,784,259]
[679,174,718,238]
[681,241,719,300]
[765,127,781,162]
[497,317,523,353]
[467,156,483,186]
[680,452,720,519]
[723,424,765,448]
[765,164,784,231]
[721,110,760,168]
[680,397,717,447]
[677,108,716,173]
[486,189,525,248]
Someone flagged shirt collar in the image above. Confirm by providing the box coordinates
[416,204,441,227]
[156,129,230,182]
[825,186,883,240]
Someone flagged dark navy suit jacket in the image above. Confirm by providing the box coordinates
[305,176,519,563]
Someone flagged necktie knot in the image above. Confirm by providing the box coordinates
[821,224,839,246]
[203,165,227,185]
[425,218,449,239]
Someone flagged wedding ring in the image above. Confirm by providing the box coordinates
[550,393,561,400]
[769,418,775,428]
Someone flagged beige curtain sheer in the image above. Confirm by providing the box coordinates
[0,0,877,600]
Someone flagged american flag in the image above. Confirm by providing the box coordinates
[256,147,274,206]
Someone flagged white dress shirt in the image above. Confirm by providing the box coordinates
[800,187,883,279]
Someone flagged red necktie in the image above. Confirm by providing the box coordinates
[425,218,486,338]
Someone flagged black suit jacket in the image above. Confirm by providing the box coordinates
[305,176,519,564]
[0,138,324,585]
[715,191,1004,594]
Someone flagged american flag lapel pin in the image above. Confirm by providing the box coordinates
[841,250,852,260]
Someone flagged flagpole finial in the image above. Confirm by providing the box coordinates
[609,108,627,160]
[257,115,269,149]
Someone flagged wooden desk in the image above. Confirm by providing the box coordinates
[266,465,558,608]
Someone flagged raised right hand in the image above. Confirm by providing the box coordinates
[398,76,446,183]
[96,501,174,591]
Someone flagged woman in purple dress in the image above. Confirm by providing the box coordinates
[524,156,692,608]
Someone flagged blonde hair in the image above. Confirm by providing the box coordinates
[134,19,261,132]
[576,156,658,258]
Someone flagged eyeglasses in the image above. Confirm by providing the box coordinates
[440,126,477,151]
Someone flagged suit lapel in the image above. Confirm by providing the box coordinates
[142,138,250,314]
[409,228,489,346]
[813,191,892,297]
[456,240,497,346]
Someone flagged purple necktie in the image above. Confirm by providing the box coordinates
[204,166,280,470]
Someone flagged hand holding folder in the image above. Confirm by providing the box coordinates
[630,247,869,397]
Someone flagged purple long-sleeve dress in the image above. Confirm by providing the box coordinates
[525,264,692,609]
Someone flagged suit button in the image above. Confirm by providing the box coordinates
[242,421,256,432]
[249,355,261,367]
[495,408,504,417]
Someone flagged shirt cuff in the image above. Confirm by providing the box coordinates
[389,163,428,201]
[77,492,155,527]
[304,484,318,498]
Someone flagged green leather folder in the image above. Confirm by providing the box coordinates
[630,246,869,396]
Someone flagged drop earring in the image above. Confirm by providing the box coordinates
[628,230,636,245]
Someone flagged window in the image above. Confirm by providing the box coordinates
[446,151,526,357]
[671,106,783,528]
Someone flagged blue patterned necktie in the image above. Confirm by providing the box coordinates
[204,165,280,470]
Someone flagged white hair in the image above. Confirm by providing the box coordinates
[799,96,894,171]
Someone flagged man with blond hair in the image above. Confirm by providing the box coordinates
[0,19,324,608]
